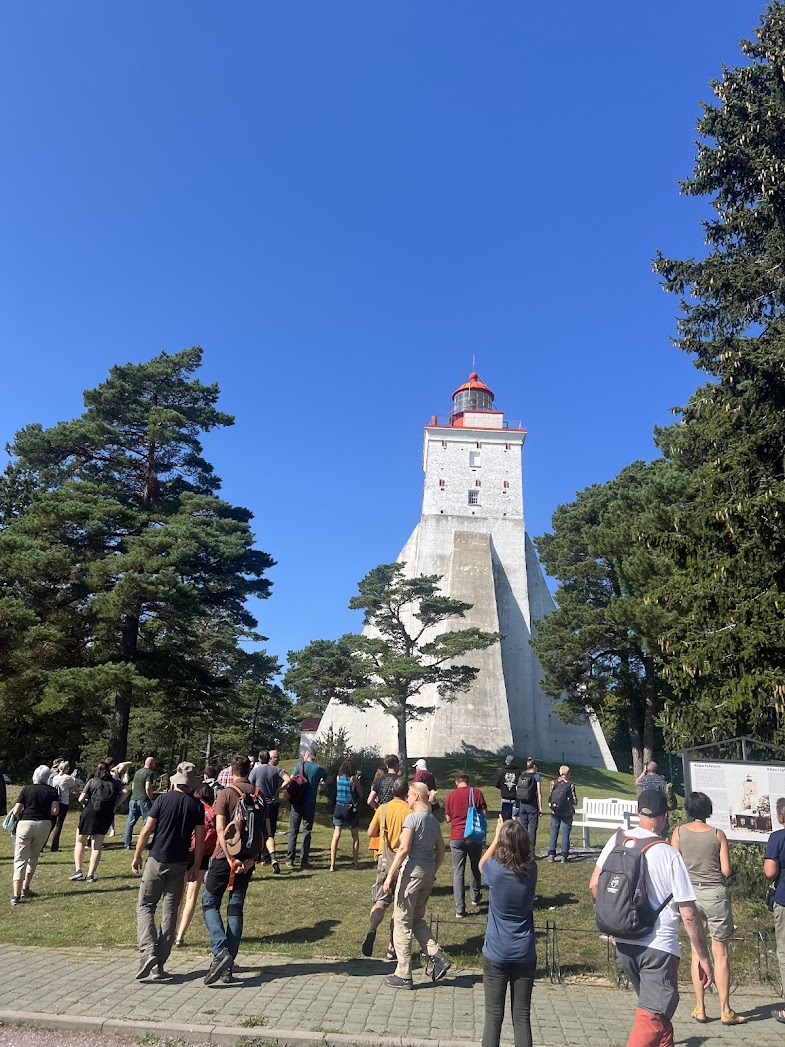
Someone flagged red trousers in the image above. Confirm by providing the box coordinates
[626,1008,674,1047]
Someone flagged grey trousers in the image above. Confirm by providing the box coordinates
[450,838,482,915]
[136,856,188,964]
[773,902,785,994]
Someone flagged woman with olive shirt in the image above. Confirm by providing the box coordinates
[10,765,59,905]
[672,792,744,1025]
[479,817,537,1047]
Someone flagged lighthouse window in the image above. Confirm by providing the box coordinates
[468,489,479,505]
[469,451,481,468]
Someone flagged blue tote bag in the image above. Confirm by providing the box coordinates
[464,787,487,846]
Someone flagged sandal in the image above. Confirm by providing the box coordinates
[775,1010,785,1024]
[721,1010,747,1026]
[385,947,396,961]
[690,1008,708,1024]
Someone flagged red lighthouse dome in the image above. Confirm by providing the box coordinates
[449,372,495,425]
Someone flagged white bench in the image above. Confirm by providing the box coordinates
[572,797,639,848]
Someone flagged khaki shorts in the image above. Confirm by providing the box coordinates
[692,883,734,942]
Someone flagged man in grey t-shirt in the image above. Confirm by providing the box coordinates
[249,750,290,873]
[382,782,451,989]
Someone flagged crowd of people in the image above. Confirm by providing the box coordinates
[7,749,785,1046]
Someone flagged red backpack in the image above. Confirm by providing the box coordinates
[191,802,217,858]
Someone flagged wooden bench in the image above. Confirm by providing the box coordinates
[572,796,639,848]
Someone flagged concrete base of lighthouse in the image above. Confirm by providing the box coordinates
[317,515,616,769]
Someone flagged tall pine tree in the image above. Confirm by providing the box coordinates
[0,348,276,762]
[652,3,785,745]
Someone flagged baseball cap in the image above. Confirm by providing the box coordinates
[414,759,427,770]
[638,790,668,818]
[505,755,515,766]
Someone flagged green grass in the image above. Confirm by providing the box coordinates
[0,755,774,985]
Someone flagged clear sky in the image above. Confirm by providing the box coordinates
[0,1,763,673]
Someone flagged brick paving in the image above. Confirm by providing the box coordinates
[0,944,783,1045]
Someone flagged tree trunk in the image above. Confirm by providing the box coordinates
[109,685,131,761]
[109,612,140,761]
[397,713,408,771]
[624,692,644,779]
[205,731,213,772]
[642,656,657,769]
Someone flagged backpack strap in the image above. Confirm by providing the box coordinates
[229,784,244,799]
[633,834,674,916]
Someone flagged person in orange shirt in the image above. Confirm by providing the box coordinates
[362,777,409,960]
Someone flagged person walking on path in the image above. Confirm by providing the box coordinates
[286,749,332,869]
[249,749,289,872]
[516,758,543,850]
[175,782,217,948]
[671,792,745,1025]
[330,759,364,871]
[382,781,451,989]
[367,755,401,809]
[590,790,714,1047]
[363,776,410,960]
[546,766,577,862]
[445,772,487,917]
[479,816,538,1047]
[71,761,128,883]
[9,765,59,905]
[49,761,78,853]
[124,757,156,850]
[201,754,262,985]
[496,756,518,821]
[133,762,204,980]
[765,797,785,1021]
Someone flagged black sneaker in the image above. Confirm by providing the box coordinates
[204,948,233,986]
[431,955,452,983]
[69,870,85,881]
[151,966,172,981]
[10,897,21,907]
[220,964,235,984]
[272,860,281,875]
[136,953,158,980]
[385,974,413,989]
[362,930,376,957]
[21,888,37,899]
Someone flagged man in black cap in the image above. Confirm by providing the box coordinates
[133,761,204,980]
[590,790,713,1046]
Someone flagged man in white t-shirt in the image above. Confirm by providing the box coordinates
[589,790,713,1047]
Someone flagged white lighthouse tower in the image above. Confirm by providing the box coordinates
[318,373,616,769]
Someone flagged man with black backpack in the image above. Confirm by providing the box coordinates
[285,749,332,869]
[547,765,577,862]
[516,757,543,849]
[495,755,519,821]
[201,754,266,985]
[590,790,713,1047]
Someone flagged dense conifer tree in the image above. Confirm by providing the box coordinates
[652,3,785,745]
[0,348,278,765]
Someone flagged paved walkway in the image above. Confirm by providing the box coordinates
[0,945,783,1046]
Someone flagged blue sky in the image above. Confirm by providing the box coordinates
[0,1,763,671]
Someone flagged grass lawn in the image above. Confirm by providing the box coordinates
[0,755,774,986]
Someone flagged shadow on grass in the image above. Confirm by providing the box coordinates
[533,891,579,910]
[243,918,341,947]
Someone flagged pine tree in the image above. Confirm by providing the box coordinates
[531,460,683,775]
[285,562,502,767]
[0,348,276,762]
[652,4,785,745]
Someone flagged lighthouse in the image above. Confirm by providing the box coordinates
[317,373,616,769]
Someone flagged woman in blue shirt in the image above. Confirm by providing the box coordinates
[330,759,364,871]
[479,816,537,1047]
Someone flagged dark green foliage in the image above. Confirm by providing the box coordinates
[651,4,785,747]
[729,843,768,905]
[532,460,686,776]
[0,348,281,770]
[285,562,502,767]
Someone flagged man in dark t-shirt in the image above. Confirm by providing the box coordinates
[249,749,290,871]
[124,756,156,850]
[133,762,203,981]
[495,755,519,821]
[368,755,401,809]
[286,750,332,869]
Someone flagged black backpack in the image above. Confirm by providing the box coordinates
[549,779,575,818]
[594,830,673,939]
[516,772,538,805]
